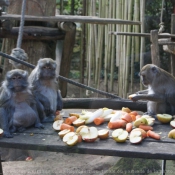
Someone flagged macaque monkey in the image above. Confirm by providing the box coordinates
[0,69,44,138]
[28,58,63,122]
[129,64,175,116]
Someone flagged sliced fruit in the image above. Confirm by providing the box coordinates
[132,128,147,139]
[129,130,142,144]
[98,129,109,139]
[133,118,148,127]
[157,114,172,123]
[72,118,85,127]
[76,125,88,133]
[121,107,131,113]
[69,113,80,118]
[112,129,128,143]
[63,132,79,146]
[58,129,70,138]
[79,126,98,142]
[60,123,74,132]
[53,120,64,131]
[170,120,175,128]
[128,94,137,100]
[54,114,63,121]
[0,128,3,137]
[168,129,175,139]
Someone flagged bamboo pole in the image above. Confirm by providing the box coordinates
[0,14,141,25]
[109,0,116,92]
[140,0,145,90]
[125,0,133,96]
[134,0,140,62]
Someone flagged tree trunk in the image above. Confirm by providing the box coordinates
[1,0,56,77]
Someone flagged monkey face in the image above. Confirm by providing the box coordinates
[139,64,160,87]
[37,58,57,80]
[6,69,28,92]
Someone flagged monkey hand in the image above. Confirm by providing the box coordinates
[128,94,138,101]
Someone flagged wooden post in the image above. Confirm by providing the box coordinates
[150,30,160,66]
[171,14,175,76]
[1,0,56,77]
[57,22,76,97]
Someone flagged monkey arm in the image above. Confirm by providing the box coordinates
[57,90,63,110]
[131,94,165,102]
[135,89,149,94]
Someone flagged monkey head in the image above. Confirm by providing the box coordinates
[4,69,29,92]
[37,58,57,80]
[139,64,160,87]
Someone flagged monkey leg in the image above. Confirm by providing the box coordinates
[0,108,13,138]
[17,126,26,132]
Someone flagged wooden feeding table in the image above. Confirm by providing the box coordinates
[0,98,174,175]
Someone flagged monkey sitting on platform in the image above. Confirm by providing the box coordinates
[129,64,175,116]
[0,69,44,138]
[28,58,63,122]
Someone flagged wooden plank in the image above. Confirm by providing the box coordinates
[110,32,175,38]
[0,108,175,160]
[150,30,160,66]
[0,14,141,25]
[0,26,65,40]
[62,98,147,111]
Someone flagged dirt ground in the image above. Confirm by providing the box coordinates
[1,82,122,175]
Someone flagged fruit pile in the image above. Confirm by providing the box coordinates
[53,107,175,146]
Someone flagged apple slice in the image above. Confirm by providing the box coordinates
[133,117,148,127]
[72,118,85,127]
[53,119,64,131]
[58,129,70,138]
[98,129,109,139]
[157,114,172,123]
[69,113,80,118]
[76,125,88,133]
[0,128,3,137]
[63,132,79,146]
[128,94,137,100]
[112,129,128,143]
[129,129,142,144]
[79,126,98,142]
[170,120,175,128]
[168,129,175,139]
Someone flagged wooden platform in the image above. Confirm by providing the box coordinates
[0,107,175,161]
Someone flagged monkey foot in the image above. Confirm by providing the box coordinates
[3,131,13,138]
[17,127,26,132]
[35,123,45,129]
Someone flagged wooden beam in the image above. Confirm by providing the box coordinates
[0,26,65,40]
[0,14,141,25]
[110,31,175,38]
[150,30,160,66]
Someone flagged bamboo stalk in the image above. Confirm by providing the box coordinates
[125,0,133,96]
[0,14,141,25]
[104,0,109,92]
[140,0,145,90]
[109,0,116,92]
[134,0,140,62]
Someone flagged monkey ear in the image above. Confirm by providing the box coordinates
[151,66,160,75]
